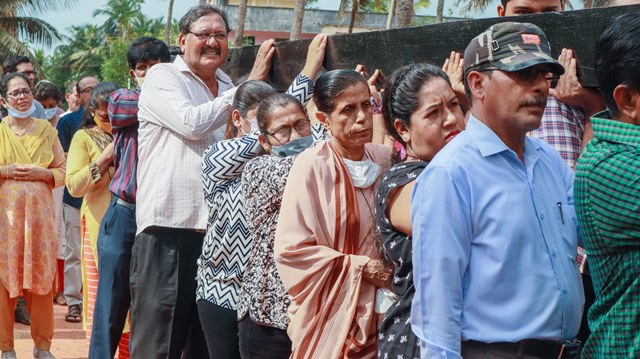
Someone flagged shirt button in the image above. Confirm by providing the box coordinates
[539,213,545,220]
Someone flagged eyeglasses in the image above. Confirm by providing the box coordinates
[188,31,228,42]
[480,66,560,84]
[79,87,94,95]
[6,88,32,99]
[267,119,311,143]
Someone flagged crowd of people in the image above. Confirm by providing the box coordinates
[0,1,638,359]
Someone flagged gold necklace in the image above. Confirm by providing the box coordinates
[9,118,34,137]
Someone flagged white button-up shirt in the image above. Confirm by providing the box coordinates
[136,55,236,234]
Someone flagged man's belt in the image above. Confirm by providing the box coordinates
[115,196,135,210]
[465,338,581,359]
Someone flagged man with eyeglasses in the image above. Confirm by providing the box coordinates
[132,4,273,358]
[411,22,583,359]
[54,75,99,324]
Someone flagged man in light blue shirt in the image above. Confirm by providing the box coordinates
[411,22,584,359]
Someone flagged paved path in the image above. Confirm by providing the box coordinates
[14,303,88,359]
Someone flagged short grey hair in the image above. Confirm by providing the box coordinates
[179,5,231,35]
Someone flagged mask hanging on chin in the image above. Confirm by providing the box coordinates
[94,116,112,134]
[270,134,313,157]
[7,103,37,119]
[342,157,382,188]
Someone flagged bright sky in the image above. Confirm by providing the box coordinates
[37,0,498,50]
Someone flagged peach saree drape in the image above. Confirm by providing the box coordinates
[275,141,391,359]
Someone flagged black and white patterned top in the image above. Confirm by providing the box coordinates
[375,161,427,359]
[237,154,297,329]
[196,74,314,310]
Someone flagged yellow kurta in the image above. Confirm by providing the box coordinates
[65,128,114,329]
[65,129,114,260]
[0,118,66,298]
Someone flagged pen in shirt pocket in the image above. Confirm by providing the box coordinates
[557,202,565,225]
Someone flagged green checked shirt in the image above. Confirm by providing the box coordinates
[574,111,640,359]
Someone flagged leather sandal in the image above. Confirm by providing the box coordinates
[65,304,82,323]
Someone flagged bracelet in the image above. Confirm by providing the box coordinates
[89,162,101,184]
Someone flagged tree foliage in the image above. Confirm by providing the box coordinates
[35,0,178,93]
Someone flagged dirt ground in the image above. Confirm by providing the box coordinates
[13,303,88,359]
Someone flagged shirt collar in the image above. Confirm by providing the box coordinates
[173,55,233,86]
[466,114,541,159]
[592,110,640,147]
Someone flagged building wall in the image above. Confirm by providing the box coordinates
[227,0,295,8]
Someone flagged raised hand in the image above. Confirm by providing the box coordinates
[301,33,328,80]
[248,39,276,81]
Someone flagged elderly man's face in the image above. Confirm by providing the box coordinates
[478,65,551,135]
[179,13,229,79]
[498,0,563,16]
[78,77,99,108]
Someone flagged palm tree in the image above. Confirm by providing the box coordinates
[165,0,174,45]
[132,14,166,37]
[0,0,75,63]
[290,0,306,40]
[395,0,413,27]
[93,0,145,38]
[435,0,444,22]
[57,24,105,77]
[234,0,248,46]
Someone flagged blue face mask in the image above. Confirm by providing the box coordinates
[271,134,313,157]
[43,107,58,120]
[7,103,36,119]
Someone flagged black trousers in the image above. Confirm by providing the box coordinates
[129,227,208,359]
[238,317,291,359]
[197,300,241,359]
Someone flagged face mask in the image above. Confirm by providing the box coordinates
[134,73,145,89]
[249,119,259,132]
[7,103,36,119]
[342,157,382,188]
[43,107,58,120]
[94,115,112,134]
[270,134,313,157]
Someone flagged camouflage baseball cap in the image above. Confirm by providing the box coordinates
[463,22,564,75]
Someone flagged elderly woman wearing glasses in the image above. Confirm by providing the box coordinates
[0,72,66,359]
[235,93,327,359]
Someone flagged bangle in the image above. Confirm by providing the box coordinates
[89,162,101,184]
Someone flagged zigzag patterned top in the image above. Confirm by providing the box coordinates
[196,73,315,309]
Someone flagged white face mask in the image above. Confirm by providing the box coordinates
[43,107,58,120]
[240,118,259,136]
[7,103,37,119]
[134,73,145,89]
[342,158,382,188]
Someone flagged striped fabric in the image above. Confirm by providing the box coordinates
[81,217,130,358]
[108,88,141,203]
[196,73,316,309]
[574,111,640,359]
[136,56,236,234]
[529,96,585,168]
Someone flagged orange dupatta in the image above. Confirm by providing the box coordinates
[274,141,391,359]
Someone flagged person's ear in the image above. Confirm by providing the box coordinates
[178,33,187,52]
[316,111,329,130]
[467,71,485,103]
[0,97,8,109]
[129,69,136,79]
[232,109,243,128]
[394,119,410,143]
[497,4,506,17]
[258,133,271,153]
[613,84,640,124]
